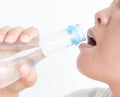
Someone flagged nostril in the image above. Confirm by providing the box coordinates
[97,18,101,24]
[95,9,110,26]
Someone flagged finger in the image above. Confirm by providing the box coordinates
[20,64,37,87]
[20,26,39,43]
[6,64,37,93]
[5,27,24,44]
[0,26,10,43]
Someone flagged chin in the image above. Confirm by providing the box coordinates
[76,54,88,74]
[76,54,96,80]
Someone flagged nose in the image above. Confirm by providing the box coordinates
[95,8,110,26]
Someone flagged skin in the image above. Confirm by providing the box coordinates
[0,26,39,97]
[77,0,120,97]
[2,0,120,97]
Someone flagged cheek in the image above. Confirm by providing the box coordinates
[99,31,120,63]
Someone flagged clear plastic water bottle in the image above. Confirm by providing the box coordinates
[0,24,86,88]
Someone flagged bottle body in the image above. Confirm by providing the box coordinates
[0,24,86,88]
[0,48,45,89]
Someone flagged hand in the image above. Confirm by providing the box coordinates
[0,26,39,97]
[0,26,40,58]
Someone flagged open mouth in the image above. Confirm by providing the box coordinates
[87,30,96,46]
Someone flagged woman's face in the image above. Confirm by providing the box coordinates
[77,0,120,84]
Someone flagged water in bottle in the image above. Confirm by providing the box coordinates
[0,24,86,88]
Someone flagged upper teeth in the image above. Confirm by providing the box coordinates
[87,31,94,39]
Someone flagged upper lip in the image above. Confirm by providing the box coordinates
[87,29,95,39]
[87,28,97,46]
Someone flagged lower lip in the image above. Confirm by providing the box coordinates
[79,43,94,48]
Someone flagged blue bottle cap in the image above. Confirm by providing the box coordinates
[66,24,86,45]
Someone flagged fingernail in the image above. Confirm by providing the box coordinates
[20,64,30,77]
[20,34,30,43]
[5,35,14,43]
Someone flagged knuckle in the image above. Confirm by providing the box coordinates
[0,26,10,33]
[9,27,24,33]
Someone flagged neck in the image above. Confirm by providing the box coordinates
[109,83,120,97]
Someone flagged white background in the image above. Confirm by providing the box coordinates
[0,0,113,97]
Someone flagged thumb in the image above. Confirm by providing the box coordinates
[7,64,37,93]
